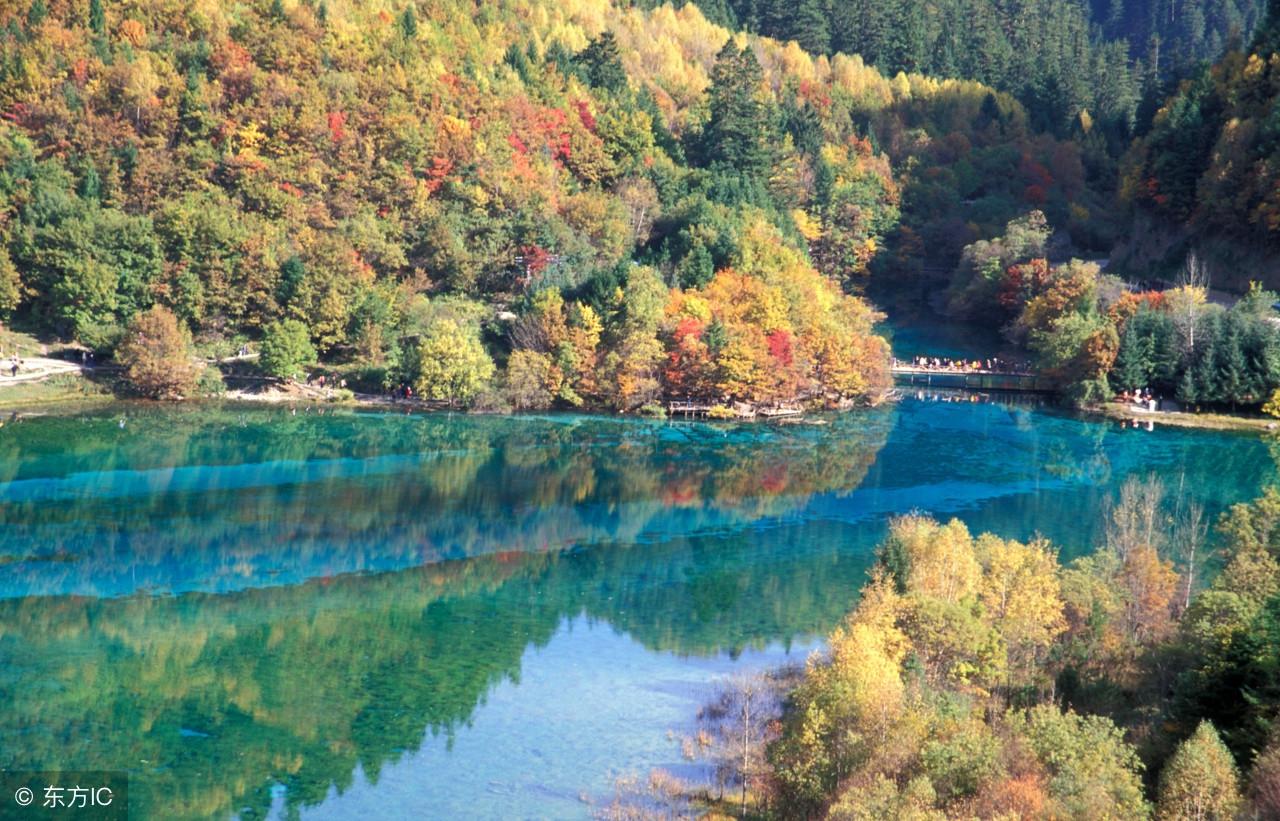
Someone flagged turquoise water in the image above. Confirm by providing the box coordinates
[0,401,1275,819]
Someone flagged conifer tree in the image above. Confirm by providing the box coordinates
[703,43,775,179]
[88,0,104,35]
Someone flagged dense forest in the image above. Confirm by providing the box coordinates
[0,0,1135,410]
[1117,0,1280,285]
[2,0,1280,413]
[687,0,1265,136]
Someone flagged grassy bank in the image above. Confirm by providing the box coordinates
[0,373,113,411]
[1098,401,1279,433]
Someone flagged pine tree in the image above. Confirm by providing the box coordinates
[703,43,775,180]
[397,5,417,39]
[26,0,47,29]
[574,32,627,94]
[1114,325,1152,391]
[788,0,831,55]
[1214,316,1248,406]
[88,0,104,35]
[1193,319,1221,403]
[178,69,212,142]
[677,237,715,289]
[1176,366,1199,406]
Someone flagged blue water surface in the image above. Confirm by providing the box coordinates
[0,399,1272,819]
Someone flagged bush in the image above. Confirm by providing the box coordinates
[116,306,204,399]
[259,319,316,380]
[77,320,125,357]
[196,366,226,397]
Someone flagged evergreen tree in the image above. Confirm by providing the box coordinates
[702,43,775,180]
[1114,324,1152,391]
[677,237,715,289]
[574,32,628,94]
[787,0,831,55]
[1176,366,1199,406]
[77,163,101,203]
[1193,324,1220,403]
[277,256,306,311]
[1214,315,1248,406]
[88,0,104,35]
[26,0,47,29]
[397,5,417,39]
[178,69,212,142]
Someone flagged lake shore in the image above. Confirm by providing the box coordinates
[1095,400,1280,434]
[7,366,1279,437]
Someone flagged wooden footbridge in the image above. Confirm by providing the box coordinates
[891,363,1055,393]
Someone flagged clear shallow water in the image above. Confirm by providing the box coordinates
[0,401,1275,819]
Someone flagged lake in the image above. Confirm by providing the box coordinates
[0,400,1274,819]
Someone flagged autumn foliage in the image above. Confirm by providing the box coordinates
[116,305,203,399]
[762,479,1280,819]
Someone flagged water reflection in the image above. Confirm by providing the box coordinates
[0,408,891,598]
[0,402,1273,819]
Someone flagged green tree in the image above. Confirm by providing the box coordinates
[259,319,317,380]
[397,4,417,39]
[786,0,831,55]
[1014,705,1151,820]
[574,32,627,94]
[676,236,715,289]
[1115,322,1155,391]
[1156,721,1242,821]
[702,42,775,180]
[0,247,22,320]
[88,0,104,35]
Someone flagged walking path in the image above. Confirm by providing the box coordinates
[0,357,90,386]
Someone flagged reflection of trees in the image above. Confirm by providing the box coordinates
[0,405,894,819]
[0,553,564,819]
[0,407,894,597]
[0,519,884,819]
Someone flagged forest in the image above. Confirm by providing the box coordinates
[0,0,1175,411]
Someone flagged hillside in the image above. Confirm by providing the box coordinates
[1117,0,1280,288]
[0,0,1120,409]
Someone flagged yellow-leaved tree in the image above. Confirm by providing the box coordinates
[1156,721,1242,821]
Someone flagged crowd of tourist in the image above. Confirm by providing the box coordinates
[894,355,1033,374]
[1118,388,1160,412]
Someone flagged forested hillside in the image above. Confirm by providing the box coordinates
[688,0,1265,137]
[1118,0,1280,285]
[0,0,1120,408]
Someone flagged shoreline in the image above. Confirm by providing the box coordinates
[1093,400,1280,434]
[6,370,1280,436]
